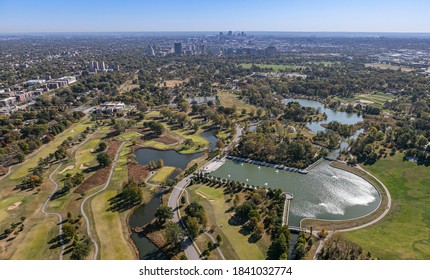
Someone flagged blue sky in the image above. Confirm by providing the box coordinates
[0,0,429,33]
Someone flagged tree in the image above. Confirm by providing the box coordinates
[185,202,207,226]
[96,152,111,167]
[71,239,91,260]
[233,194,240,207]
[184,138,194,147]
[165,222,185,246]
[98,141,107,152]
[157,159,164,168]
[113,119,128,134]
[185,217,201,238]
[216,234,222,245]
[62,223,76,240]
[155,205,173,223]
[207,240,214,251]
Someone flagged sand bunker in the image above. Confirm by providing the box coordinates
[59,165,74,174]
[7,202,22,210]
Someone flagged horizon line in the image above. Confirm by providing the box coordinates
[2,30,430,34]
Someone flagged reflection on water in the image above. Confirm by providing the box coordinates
[211,160,380,226]
[284,99,363,133]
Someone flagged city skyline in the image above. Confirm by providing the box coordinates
[1,0,430,33]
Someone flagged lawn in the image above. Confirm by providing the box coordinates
[239,63,297,71]
[68,138,100,174]
[148,166,176,184]
[9,119,91,180]
[217,90,263,117]
[365,63,414,72]
[11,221,58,260]
[188,184,270,260]
[91,190,135,260]
[356,92,394,107]
[344,153,430,259]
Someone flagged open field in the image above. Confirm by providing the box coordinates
[344,153,430,259]
[91,190,135,259]
[148,166,176,184]
[157,79,184,88]
[11,221,57,260]
[188,184,271,260]
[365,63,414,72]
[356,92,395,107]
[218,90,263,117]
[239,63,297,71]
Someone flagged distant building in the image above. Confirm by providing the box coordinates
[95,102,126,114]
[23,79,46,87]
[186,96,217,105]
[174,43,182,56]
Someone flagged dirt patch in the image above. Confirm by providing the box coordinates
[154,135,178,145]
[159,80,184,88]
[7,202,22,210]
[106,141,122,158]
[0,166,8,176]
[59,165,74,174]
[128,162,150,184]
[74,141,122,193]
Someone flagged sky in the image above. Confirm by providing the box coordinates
[1,0,430,33]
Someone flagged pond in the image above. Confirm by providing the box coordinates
[211,159,380,227]
[284,98,364,159]
[284,98,363,133]
[129,130,219,260]
[129,193,170,260]
[134,148,203,170]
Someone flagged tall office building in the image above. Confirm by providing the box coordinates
[174,42,182,56]
[100,61,106,70]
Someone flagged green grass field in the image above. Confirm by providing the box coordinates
[11,221,58,260]
[91,190,135,260]
[239,63,297,71]
[148,166,176,184]
[356,92,394,107]
[344,153,430,259]
[188,184,270,260]
[217,90,263,118]
[9,119,91,180]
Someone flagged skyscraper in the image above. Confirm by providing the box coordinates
[100,61,106,70]
[174,42,182,56]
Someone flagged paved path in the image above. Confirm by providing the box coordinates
[80,142,124,260]
[41,128,100,260]
[0,166,11,182]
[338,164,392,232]
[167,125,243,260]
[41,163,66,260]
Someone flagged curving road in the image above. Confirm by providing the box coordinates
[167,125,243,260]
[80,142,124,260]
